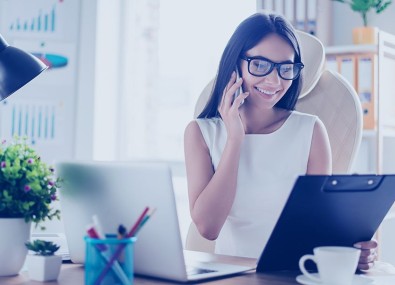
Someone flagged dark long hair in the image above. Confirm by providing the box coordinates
[198,12,303,118]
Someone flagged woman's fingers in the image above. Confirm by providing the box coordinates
[225,71,236,93]
[231,92,249,110]
[224,77,243,106]
[354,240,378,271]
[220,72,236,107]
[359,248,377,257]
[354,240,378,250]
[220,73,243,113]
[357,262,375,271]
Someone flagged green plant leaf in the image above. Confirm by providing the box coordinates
[332,0,392,26]
[0,136,62,225]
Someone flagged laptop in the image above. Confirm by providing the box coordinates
[256,174,395,272]
[56,161,254,282]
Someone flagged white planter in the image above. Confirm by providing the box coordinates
[0,218,30,276]
[26,254,62,282]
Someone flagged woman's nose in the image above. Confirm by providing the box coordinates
[264,68,281,84]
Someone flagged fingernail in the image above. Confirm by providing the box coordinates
[354,243,362,249]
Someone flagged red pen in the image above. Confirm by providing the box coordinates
[86,225,107,251]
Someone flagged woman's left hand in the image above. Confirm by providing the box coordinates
[354,240,378,271]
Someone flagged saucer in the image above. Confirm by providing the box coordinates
[296,273,375,285]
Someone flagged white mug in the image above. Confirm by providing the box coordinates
[299,246,361,285]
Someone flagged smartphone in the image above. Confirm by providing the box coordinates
[233,70,244,105]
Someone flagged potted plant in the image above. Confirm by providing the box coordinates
[0,136,61,276]
[25,240,62,281]
[332,0,392,44]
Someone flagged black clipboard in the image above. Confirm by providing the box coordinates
[256,175,395,272]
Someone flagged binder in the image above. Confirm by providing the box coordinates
[325,55,338,73]
[338,55,357,88]
[357,55,375,130]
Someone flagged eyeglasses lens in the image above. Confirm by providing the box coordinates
[249,59,302,80]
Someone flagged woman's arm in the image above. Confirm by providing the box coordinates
[184,121,243,240]
[185,72,248,240]
[306,118,332,175]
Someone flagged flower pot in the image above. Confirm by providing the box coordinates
[352,27,378,45]
[0,218,31,276]
[26,254,62,281]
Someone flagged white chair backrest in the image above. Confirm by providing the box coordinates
[187,31,363,252]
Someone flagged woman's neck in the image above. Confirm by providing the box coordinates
[240,105,290,134]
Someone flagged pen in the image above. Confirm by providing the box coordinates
[86,226,130,285]
[117,224,127,239]
[94,206,150,285]
[127,206,150,237]
[92,214,105,238]
[134,208,156,235]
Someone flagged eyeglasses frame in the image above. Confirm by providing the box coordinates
[239,55,304,80]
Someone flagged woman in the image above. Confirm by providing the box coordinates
[184,12,376,270]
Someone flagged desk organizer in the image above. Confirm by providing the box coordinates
[85,235,136,285]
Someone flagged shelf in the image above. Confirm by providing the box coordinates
[326,45,377,55]
[363,128,395,139]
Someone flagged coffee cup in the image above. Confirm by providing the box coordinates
[299,246,361,285]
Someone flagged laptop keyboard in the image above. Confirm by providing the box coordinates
[186,265,217,275]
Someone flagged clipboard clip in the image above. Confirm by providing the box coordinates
[323,175,383,192]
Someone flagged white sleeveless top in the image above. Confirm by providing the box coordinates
[196,111,318,258]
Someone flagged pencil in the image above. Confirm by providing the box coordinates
[126,206,150,237]
[135,208,156,235]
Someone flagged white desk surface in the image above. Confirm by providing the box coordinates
[2,252,395,285]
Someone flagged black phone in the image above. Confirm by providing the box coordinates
[233,70,244,105]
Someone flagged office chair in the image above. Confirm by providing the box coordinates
[185,31,363,253]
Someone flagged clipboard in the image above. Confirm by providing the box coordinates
[256,175,395,272]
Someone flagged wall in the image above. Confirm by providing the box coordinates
[74,0,122,161]
[332,2,395,45]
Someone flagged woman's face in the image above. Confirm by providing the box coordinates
[241,33,295,110]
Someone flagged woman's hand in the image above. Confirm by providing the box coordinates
[218,71,249,143]
[354,240,378,271]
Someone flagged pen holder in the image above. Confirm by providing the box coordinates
[85,235,136,285]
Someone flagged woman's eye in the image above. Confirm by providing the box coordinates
[254,61,270,71]
[281,66,293,73]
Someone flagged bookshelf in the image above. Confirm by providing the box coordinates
[327,31,395,265]
[326,30,395,175]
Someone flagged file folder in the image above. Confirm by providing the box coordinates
[357,55,376,130]
[338,55,357,88]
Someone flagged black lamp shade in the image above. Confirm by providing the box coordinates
[0,35,48,101]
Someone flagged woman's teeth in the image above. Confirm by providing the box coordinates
[255,87,277,96]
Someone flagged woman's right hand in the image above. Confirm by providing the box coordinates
[218,71,249,143]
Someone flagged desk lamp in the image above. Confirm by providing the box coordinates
[0,34,47,100]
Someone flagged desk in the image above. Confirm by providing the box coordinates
[2,251,395,285]
[1,251,298,285]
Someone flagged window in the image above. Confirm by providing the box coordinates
[118,0,256,164]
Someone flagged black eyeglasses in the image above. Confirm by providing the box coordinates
[240,55,304,80]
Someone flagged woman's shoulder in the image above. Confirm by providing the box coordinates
[290,110,318,121]
[195,117,223,129]
[283,111,322,133]
[289,110,320,125]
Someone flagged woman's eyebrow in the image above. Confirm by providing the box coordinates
[246,55,295,64]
